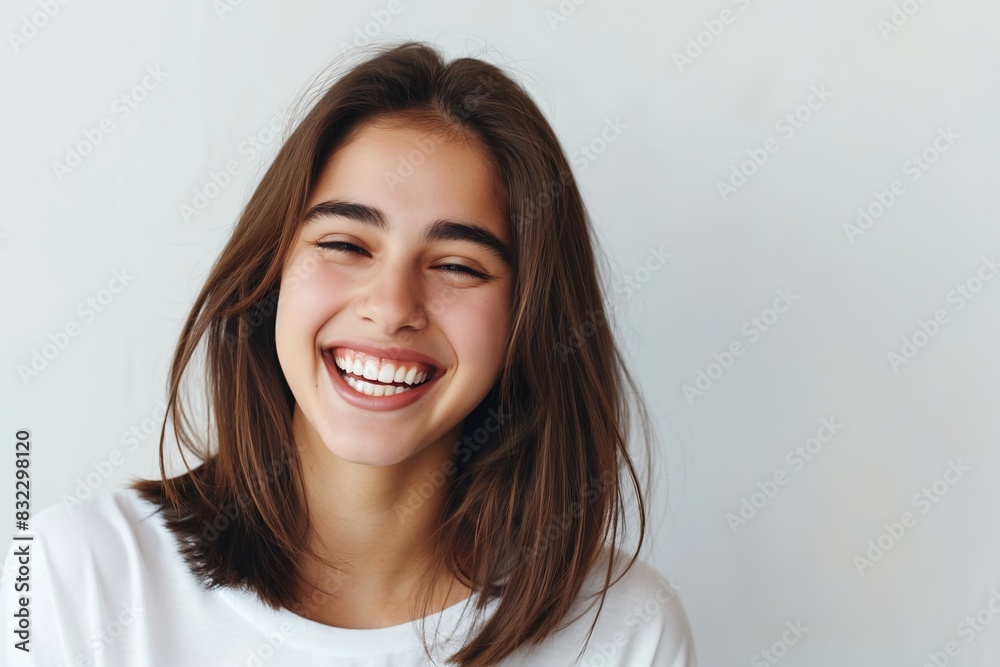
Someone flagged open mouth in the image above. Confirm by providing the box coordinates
[324,348,440,398]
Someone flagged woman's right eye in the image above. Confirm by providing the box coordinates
[315,241,369,256]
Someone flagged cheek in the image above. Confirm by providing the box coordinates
[275,260,349,362]
[444,293,510,374]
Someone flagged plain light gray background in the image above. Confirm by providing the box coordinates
[3,1,1000,665]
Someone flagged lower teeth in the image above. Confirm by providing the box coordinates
[343,374,418,397]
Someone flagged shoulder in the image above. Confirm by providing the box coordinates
[2,487,173,598]
[1,487,171,663]
[5,486,166,570]
[581,548,696,665]
[42,485,162,535]
[505,547,697,666]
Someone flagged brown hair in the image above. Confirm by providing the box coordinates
[132,40,655,666]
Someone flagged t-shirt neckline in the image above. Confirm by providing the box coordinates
[217,582,498,658]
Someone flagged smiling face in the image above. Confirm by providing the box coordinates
[275,115,513,468]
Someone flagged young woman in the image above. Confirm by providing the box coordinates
[2,41,696,666]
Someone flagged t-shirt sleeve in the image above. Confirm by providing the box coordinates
[1,494,142,667]
[625,570,698,667]
[646,582,698,667]
[506,552,699,666]
[589,558,698,667]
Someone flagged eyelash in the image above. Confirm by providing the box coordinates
[314,241,491,280]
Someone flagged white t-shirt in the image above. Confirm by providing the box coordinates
[1,488,696,666]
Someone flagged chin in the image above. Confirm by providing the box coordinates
[319,431,421,467]
[333,449,411,467]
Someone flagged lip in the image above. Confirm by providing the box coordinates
[322,344,444,412]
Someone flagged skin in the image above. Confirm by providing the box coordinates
[274,115,512,628]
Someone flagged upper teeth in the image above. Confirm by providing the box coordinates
[333,352,431,386]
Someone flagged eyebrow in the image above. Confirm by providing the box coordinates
[302,200,511,266]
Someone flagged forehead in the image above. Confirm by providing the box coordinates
[307,117,507,239]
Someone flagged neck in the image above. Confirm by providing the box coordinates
[290,406,469,627]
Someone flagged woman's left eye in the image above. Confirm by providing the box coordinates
[435,264,489,279]
[315,242,489,280]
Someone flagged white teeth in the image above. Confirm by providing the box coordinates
[333,350,434,387]
[377,363,396,383]
[345,375,413,396]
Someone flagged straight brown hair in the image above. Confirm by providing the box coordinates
[132,40,656,666]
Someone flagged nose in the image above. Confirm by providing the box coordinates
[354,260,428,334]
